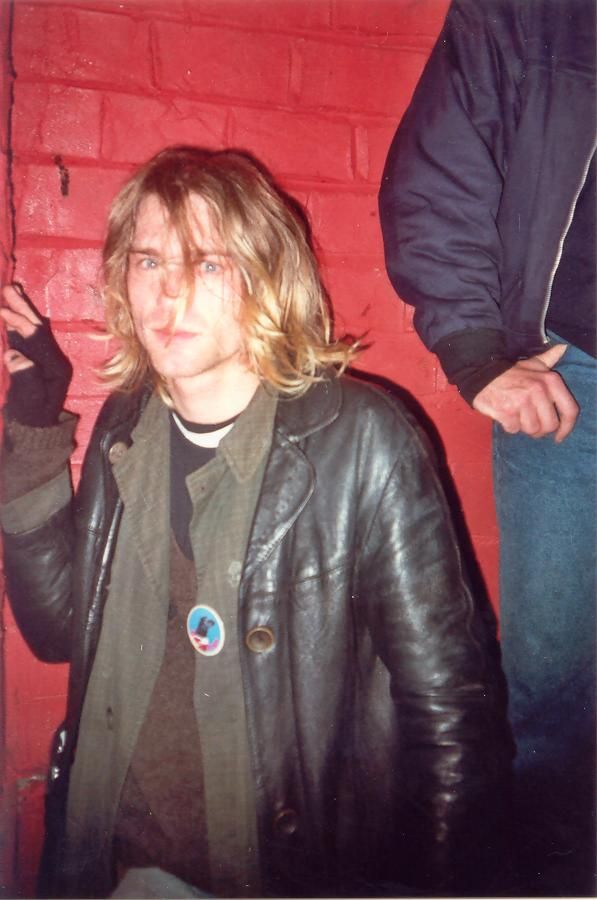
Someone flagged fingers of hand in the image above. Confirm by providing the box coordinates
[10,324,73,381]
[552,383,579,443]
[2,284,42,324]
[474,365,578,440]
[522,372,579,440]
[4,348,35,374]
[518,392,559,438]
[497,413,520,435]
[0,306,39,338]
[533,342,568,370]
[1,284,42,337]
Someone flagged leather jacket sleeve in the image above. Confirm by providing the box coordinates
[1,387,147,673]
[1,417,78,662]
[378,0,524,396]
[2,484,76,663]
[359,410,512,889]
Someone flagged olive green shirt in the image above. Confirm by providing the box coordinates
[65,386,277,897]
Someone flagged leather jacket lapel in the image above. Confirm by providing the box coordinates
[241,434,315,582]
[241,377,341,582]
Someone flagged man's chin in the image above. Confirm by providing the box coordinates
[145,348,205,380]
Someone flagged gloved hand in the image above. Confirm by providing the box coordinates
[1,283,73,427]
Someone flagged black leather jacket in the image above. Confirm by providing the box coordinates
[4,376,512,897]
[379,0,596,401]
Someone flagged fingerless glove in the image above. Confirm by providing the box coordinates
[6,320,73,427]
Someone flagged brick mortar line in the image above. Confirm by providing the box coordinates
[12,77,420,123]
[12,160,385,196]
[18,1,440,50]
[14,236,105,249]
[13,77,411,129]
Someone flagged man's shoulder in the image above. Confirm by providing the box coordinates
[279,374,439,486]
[447,0,591,59]
[337,374,432,450]
[282,373,431,455]
[93,384,153,437]
[338,372,403,412]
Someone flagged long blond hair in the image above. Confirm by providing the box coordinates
[102,146,358,397]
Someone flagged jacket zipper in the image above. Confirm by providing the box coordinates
[540,142,596,342]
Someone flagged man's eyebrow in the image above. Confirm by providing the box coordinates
[128,246,229,257]
[193,247,230,257]
[129,246,160,256]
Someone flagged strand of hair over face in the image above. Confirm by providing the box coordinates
[99,147,361,398]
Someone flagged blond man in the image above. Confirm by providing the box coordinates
[2,147,511,899]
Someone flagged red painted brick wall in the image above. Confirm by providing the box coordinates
[1,1,16,892]
[2,0,499,895]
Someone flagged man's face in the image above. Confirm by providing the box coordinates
[127,193,251,398]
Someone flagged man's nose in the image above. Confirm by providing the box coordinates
[160,263,184,299]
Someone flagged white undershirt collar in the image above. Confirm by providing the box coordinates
[172,412,236,449]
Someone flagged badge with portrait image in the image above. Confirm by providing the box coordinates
[187,604,225,657]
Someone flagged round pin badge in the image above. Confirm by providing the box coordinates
[187,605,225,657]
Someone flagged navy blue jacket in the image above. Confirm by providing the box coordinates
[379,0,596,402]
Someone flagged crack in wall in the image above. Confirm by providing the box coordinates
[53,154,70,197]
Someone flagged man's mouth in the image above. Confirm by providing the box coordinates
[151,327,199,343]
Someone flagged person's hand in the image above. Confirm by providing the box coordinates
[472,344,578,443]
[1,283,73,426]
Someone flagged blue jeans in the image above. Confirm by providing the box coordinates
[493,338,596,892]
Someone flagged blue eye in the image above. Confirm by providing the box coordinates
[139,257,159,270]
[198,258,220,275]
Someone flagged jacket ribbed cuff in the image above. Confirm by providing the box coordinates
[432,329,518,404]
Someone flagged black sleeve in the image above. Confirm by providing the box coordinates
[360,408,513,890]
[379,0,525,396]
